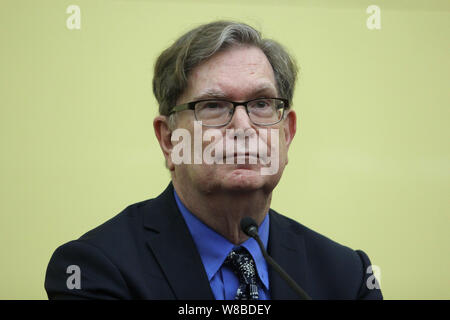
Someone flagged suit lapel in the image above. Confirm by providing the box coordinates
[268,210,309,300]
[142,184,309,300]
[143,183,215,300]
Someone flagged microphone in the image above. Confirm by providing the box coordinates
[240,216,311,300]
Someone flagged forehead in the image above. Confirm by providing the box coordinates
[181,45,277,102]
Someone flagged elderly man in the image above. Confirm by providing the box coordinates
[45,21,382,300]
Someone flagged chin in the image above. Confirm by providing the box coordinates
[218,166,276,192]
[185,162,284,195]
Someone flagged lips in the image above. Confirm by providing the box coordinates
[220,153,260,165]
[223,152,259,160]
[233,152,258,158]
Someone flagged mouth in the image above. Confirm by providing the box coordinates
[235,152,258,157]
[223,152,259,159]
[218,153,260,166]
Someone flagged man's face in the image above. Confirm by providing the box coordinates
[163,45,296,194]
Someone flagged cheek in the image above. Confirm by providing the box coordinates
[175,163,215,187]
[263,127,285,152]
[272,127,288,165]
[192,162,220,181]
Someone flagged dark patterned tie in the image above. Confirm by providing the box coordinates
[224,247,260,300]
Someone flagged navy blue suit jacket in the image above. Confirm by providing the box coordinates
[45,183,383,300]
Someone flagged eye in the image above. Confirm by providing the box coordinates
[205,102,220,108]
[199,101,228,109]
[251,99,274,109]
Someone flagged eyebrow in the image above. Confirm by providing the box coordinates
[192,89,228,101]
[192,83,278,101]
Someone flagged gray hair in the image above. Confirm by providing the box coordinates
[153,20,298,121]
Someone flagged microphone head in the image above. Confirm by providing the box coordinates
[240,216,258,237]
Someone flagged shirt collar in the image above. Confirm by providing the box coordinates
[174,189,270,290]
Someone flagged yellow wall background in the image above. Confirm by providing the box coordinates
[0,0,449,299]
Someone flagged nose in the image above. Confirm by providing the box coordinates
[227,105,253,129]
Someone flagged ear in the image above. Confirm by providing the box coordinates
[283,109,297,149]
[281,109,297,165]
[153,115,175,171]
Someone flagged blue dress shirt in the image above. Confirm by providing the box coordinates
[174,189,270,300]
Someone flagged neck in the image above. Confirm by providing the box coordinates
[173,180,271,245]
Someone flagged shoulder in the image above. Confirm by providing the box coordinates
[55,192,164,266]
[45,183,182,299]
[44,198,154,299]
[269,209,382,299]
[270,209,354,256]
[77,198,152,248]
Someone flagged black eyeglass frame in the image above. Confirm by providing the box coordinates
[169,97,290,127]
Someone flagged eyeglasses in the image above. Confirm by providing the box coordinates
[169,98,289,127]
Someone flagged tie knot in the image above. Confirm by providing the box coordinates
[224,247,260,299]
